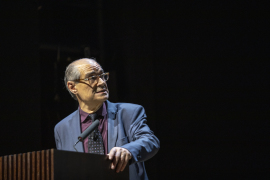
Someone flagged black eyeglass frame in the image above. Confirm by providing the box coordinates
[75,72,109,84]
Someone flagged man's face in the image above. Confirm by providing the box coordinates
[73,60,109,104]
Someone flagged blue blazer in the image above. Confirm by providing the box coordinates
[54,100,160,180]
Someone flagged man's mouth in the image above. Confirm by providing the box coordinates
[96,89,107,93]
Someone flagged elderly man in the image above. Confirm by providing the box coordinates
[54,58,160,180]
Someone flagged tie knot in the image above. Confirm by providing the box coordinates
[89,113,97,121]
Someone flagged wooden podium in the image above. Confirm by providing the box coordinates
[0,149,129,180]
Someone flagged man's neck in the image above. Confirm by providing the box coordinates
[79,101,103,114]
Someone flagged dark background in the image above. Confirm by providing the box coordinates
[1,0,269,179]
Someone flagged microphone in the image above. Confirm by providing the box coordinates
[73,119,100,152]
[78,119,99,141]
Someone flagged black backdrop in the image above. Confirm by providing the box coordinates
[1,0,269,179]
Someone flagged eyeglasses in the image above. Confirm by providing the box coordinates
[76,72,109,85]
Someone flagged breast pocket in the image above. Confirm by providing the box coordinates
[116,136,129,147]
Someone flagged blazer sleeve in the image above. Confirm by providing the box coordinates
[120,105,160,164]
[54,126,62,150]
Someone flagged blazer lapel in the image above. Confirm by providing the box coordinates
[68,110,84,152]
[107,100,118,152]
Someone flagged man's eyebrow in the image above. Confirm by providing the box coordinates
[84,71,95,77]
[84,70,104,78]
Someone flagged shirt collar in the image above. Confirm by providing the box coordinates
[79,102,107,123]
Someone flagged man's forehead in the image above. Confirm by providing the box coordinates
[73,59,102,71]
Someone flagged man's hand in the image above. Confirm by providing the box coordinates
[107,147,132,173]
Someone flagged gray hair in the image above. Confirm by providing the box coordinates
[64,58,97,100]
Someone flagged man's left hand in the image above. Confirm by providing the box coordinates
[107,147,132,173]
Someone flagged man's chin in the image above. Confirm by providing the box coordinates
[97,94,109,101]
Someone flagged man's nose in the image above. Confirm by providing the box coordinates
[96,77,106,86]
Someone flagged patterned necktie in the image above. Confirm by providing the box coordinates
[88,114,105,155]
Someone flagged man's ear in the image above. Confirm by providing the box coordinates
[67,81,77,94]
